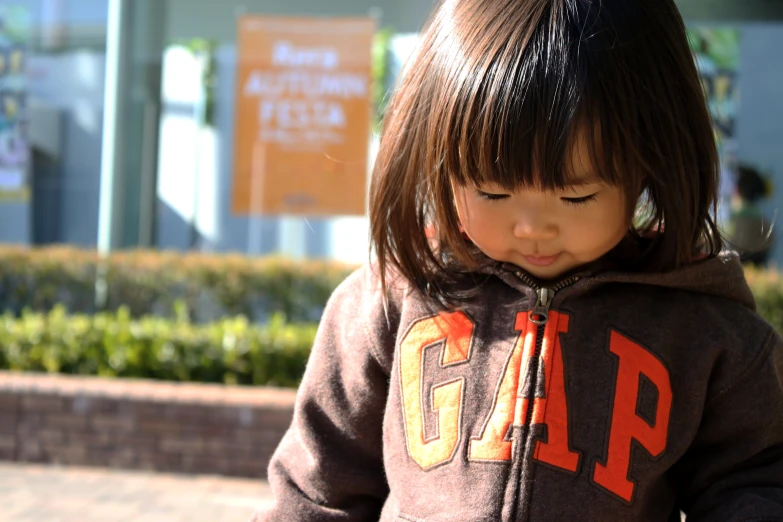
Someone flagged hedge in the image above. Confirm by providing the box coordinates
[2,247,783,389]
[5,268,783,388]
[7,246,783,330]
[1,267,783,388]
[743,266,783,334]
[0,246,356,324]
[0,305,317,387]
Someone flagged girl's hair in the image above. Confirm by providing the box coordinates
[370,0,722,298]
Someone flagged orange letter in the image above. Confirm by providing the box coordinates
[530,312,580,472]
[593,331,673,502]
[470,311,579,473]
[400,312,474,470]
[469,312,532,462]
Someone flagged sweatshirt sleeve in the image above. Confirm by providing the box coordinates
[677,329,783,521]
[250,266,395,521]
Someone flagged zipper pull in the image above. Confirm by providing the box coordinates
[530,287,555,325]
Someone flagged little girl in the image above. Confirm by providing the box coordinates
[253,0,783,520]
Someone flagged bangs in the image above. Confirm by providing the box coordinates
[426,0,638,193]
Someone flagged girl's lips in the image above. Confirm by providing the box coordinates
[524,253,561,266]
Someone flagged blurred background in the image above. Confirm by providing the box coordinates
[0,0,430,262]
[0,0,781,520]
[2,0,777,264]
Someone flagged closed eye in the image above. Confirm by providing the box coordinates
[477,190,510,201]
[561,193,598,206]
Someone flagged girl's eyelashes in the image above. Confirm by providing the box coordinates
[476,190,598,205]
[476,190,509,201]
[561,193,598,206]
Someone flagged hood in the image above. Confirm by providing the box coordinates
[592,252,756,311]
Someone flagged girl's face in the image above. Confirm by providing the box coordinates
[452,138,632,281]
[453,181,629,280]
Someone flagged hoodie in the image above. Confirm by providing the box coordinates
[251,252,783,521]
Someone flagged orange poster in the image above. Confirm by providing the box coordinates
[232,16,375,216]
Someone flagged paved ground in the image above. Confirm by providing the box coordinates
[0,462,273,521]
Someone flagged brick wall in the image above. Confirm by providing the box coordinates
[0,372,296,478]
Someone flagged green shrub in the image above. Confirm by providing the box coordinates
[743,266,783,334]
[0,305,317,387]
[0,246,356,324]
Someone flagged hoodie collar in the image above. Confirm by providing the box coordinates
[475,237,755,311]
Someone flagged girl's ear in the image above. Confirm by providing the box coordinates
[458,222,472,241]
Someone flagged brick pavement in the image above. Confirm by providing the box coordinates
[0,462,273,521]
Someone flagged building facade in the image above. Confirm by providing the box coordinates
[2,0,783,265]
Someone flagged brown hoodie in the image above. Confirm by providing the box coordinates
[251,252,783,521]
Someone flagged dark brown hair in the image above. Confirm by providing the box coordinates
[370,0,722,298]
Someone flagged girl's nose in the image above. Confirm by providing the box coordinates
[513,213,558,240]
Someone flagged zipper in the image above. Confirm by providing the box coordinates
[530,288,554,326]
[513,271,579,428]
[513,271,580,325]
[514,271,579,433]
[507,270,580,521]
